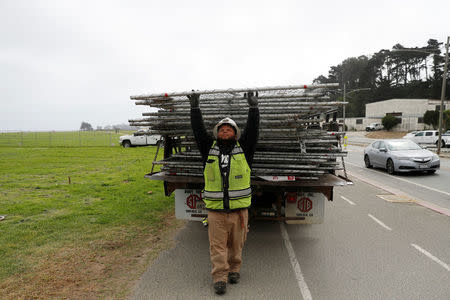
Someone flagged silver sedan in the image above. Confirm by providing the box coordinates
[364,139,440,175]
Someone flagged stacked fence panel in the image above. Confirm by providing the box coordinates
[129,84,347,181]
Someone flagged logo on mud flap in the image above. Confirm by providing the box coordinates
[186,194,202,209]
[298,197,312,212]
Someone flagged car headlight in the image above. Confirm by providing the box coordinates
[432,154,439,161]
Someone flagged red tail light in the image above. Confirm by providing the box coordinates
[286,192,297,203]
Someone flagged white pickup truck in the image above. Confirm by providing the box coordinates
[404,130,450,148]
[365,123,383,131]
[119,131,162,148]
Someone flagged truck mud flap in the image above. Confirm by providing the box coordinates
[175,189,207,221]
[285,192,325,224]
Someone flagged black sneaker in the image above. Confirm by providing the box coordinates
[214,281,226,295]
[228,272,240,284]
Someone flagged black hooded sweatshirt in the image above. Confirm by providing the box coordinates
[190,107,259,211]
[190,107,260,167]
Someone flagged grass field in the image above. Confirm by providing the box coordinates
[0,140,183,298]
[0,130,133,147]
[365,130,407,139]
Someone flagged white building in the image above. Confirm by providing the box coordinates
[343,99,450,131]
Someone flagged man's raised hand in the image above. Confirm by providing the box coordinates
[187,91,200,108]
[245,91,258,107]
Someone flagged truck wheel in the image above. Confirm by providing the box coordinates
[435,140,445,148]
[364,155,373,168]
[122,141,131,148]
[386,159,395,175]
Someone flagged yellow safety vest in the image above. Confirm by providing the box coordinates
[203,141,252,211]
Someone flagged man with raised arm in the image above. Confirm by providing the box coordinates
[188,91,259,295]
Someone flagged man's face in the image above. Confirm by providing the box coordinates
[217,124,236,140]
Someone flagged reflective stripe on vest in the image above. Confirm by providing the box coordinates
[203,187,252,200]
[203,141,252,210]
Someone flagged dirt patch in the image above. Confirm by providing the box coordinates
[0,214,186,300]
[365,131,407,139]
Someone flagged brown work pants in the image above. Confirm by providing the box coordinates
[208,209,249,283]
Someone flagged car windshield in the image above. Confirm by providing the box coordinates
[387,140,422,151]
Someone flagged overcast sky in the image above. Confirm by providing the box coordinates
[1,0,449,131]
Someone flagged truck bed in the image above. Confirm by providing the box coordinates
[145,171,350,200]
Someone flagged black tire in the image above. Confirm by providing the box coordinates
[364,155,373,168]
[122,141,131,148]
[427,170,436,174]
[435,140,446,148]
[386,159,395,175]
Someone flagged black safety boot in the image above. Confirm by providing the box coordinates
[228,272,240,284]
[214,281,226,295]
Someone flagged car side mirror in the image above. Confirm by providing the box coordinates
[379,148,387,152]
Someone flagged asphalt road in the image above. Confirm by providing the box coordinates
[130,146,450,300]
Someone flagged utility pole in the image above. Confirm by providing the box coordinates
[343,83,346,131]
[437,36,449,155]
[341,86,370,132]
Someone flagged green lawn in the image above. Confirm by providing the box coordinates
[0,145,178,298]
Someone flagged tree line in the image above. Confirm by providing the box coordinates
[314,39,449,118]
[79,121,139,132]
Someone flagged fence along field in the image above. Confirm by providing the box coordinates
[0,130,133,147]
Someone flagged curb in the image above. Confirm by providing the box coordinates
[346,171,450,217]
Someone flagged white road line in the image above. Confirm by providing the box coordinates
[346,161,365,168]
[346,146,364,152]
[346,170,450,216]
[367,214,392,231]
[387,175,450,197]
[346,161,450,197]
[341,196,356,205]
[411,244,450,272]
[280,223,313,300]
